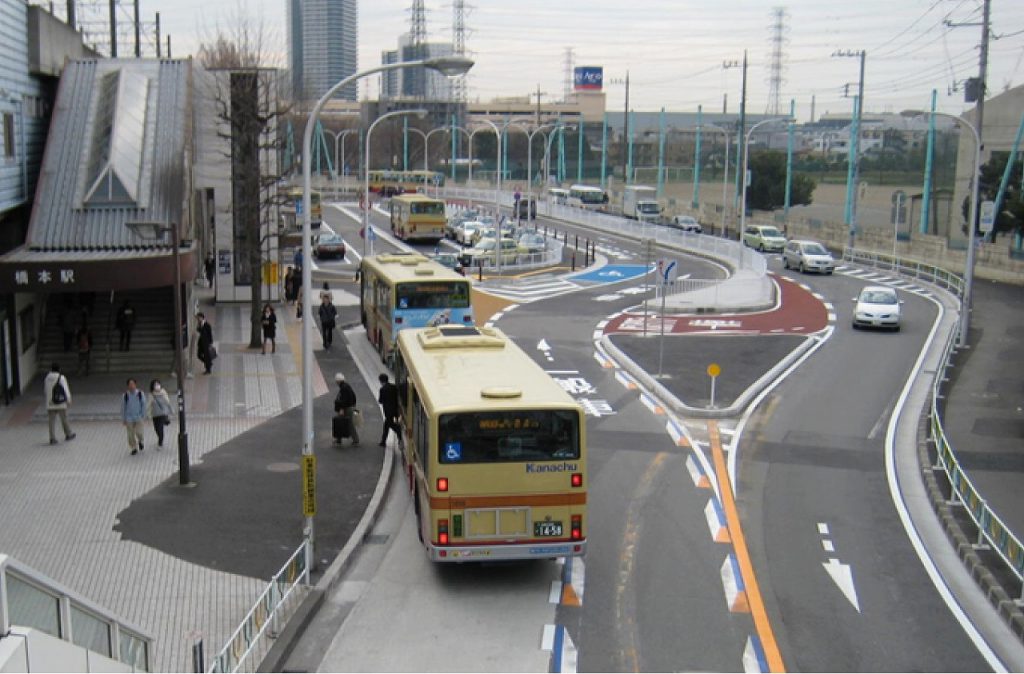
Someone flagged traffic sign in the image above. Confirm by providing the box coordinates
[979,200,995,234]
[707,363,721,378]
[302,454,316,517]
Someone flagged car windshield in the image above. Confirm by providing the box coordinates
[319,235,343,244]
[760,227,783,238]
[804,243,828,255]
[861,290,897,304]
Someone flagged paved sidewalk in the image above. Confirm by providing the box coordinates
[0,282,381,672]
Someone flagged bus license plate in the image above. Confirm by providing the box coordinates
[534,521,563,537]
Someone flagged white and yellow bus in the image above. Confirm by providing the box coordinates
[389,193,447,242]
[359,253,474,365]
[393,325,588,562]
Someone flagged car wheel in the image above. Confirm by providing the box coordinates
[798,262,805,274]
[758,243,765,252]
[783,257,790,269]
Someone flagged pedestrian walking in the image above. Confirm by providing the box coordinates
[319,281,332,304]
[115,300,136,351]
[296,296,303,320]
[75,320,92,376]
[43,363,76,445]
[205,253,216,289]
[121,378,147,455]
[284,266,297,304]
[378,373,402,448]
[332,373,360,446]
[147,379,174,450]
[261,304,277,354]
[318,294,337,349]
[196,312,215,374]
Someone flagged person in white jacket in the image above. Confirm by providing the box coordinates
[43,362,76,445]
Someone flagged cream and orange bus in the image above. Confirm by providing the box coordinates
[393,325,588,562]
[389,193,447,242]
[359,253,474,366]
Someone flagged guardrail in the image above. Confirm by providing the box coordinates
[207,539,311,673]
[846,247,1024,603]
[0,553,152,671]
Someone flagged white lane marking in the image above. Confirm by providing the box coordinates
[823,558,861,613]
[541,624,556,650]
[822,540,835,553]
[817,522,830,535]
[549,581,563,604]
[743,635,769,673]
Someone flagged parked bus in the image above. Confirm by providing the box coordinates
[359,253,474,365]
[368,170,446,196]
[390,194,447,242]
[393,324,588,562]
[288,188,323,226]
[567,184,608,211]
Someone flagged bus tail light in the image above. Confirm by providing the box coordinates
[570,515,582,540]
[571,473,583,488]
[437,477,448,492]
[438,519,449,545]
[463,314,472,322]
[395,316,403,325]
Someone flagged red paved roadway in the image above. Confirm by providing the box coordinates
[603,274,830,336]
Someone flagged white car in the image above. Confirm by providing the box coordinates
[742,224,787,253]
[783,240,835,274]
[852,286,903,331]
[669,215,702,233]
[456,221,484,246]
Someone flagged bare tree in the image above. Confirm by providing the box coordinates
[198,14,291,348]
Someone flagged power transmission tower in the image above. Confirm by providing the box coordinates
[562,47,575,102]
[766,6,788,115]
[451,0,471,103]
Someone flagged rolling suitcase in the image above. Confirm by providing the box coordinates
[332,413,352,441]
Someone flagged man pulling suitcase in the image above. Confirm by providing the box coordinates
[332,373,360,446]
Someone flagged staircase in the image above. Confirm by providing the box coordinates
[39,289,176,375]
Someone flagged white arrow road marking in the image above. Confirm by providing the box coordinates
[537,338,554,361]
[823,557,861,612]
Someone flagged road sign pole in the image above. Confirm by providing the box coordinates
[707,363,721,409]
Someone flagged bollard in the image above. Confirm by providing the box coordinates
[571,251,576,272]
[478,261,483,281]
[192,639,205,673]
[574,234,579,252]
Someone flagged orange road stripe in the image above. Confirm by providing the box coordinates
[561,583,582,607]
[429,492,587,509]
[708,420,786,673]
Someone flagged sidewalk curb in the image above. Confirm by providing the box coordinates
[260,442,397,672]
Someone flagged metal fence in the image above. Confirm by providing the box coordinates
[846,248,1024,602]
[207,539,311,673]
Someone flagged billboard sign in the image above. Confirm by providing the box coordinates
[574,66,603,91]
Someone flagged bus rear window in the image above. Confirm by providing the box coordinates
[411,201,444,215]
[438,410,580,463]
[396,282,470,309]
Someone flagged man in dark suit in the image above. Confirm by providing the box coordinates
[196,312,215,374]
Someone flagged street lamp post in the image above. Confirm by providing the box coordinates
[302,56,473,550]
[511,122,554,227]
[406,126,449,194]
[739,117,794,236]
[363,109,427,257]
[126,221,190,486]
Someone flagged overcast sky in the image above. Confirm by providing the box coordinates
[88,0,1024,122]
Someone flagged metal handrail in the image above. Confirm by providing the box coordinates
[847,248,1024,601]
[208,539,311,673]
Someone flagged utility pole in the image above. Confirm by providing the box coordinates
[623,70,630,184]
[833,48,866,250]
[108,0,116,57]
[531,84,547,126]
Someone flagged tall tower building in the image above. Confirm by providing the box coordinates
[288,0,358,103]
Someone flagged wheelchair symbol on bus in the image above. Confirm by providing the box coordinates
[445,442,462,462]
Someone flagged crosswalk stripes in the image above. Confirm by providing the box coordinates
[477,275,581,302]
[835,265,934,298]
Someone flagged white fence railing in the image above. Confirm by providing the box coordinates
[208,539,311,673]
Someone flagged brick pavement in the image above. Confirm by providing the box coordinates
[0,285,338,672]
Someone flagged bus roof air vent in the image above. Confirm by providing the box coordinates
[480,386,522,399]
[413,267,435,276]
[417,325,507,349]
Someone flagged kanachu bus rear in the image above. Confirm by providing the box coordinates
[394,325,588,562]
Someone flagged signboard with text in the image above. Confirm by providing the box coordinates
[574,66,603,91]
